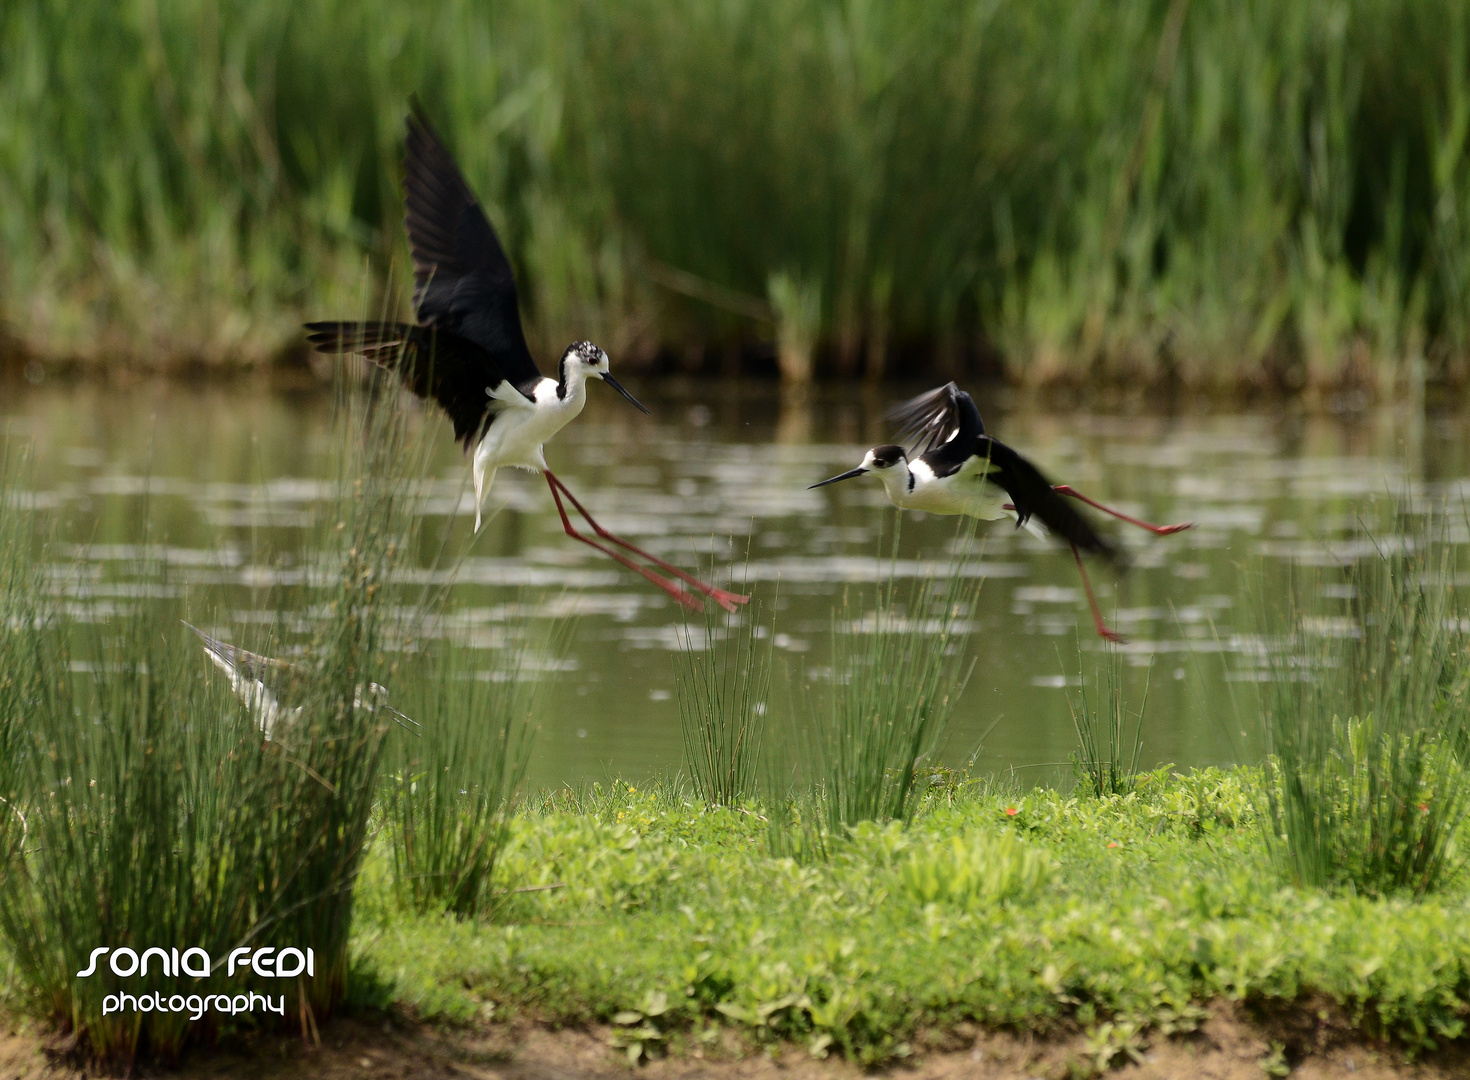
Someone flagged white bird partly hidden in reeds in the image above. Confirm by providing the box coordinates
[183,622,419,741]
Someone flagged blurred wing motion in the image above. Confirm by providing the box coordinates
[889,382,1119,564]
[885,381,983,457]
[305,103,543,448]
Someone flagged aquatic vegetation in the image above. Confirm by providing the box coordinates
[2,0,1469,387]
[674,598,771,808]
[0,374,428,1061]
[382,637,539,919]
[1068,643,1151,797]
[808,534,981,831]
[1258,509,1470,897]
[897,830,1053,907]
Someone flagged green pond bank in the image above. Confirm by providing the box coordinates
[346,769,1470,1068]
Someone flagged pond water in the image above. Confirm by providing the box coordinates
[3,376,1460,788]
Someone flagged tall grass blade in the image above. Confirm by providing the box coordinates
[675,598,772,808]
[812,521,981,831]
[1259,503,1470,896]
[1068,642,1150,797]
[382,630,543,918]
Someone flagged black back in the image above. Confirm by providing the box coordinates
[972,437,1117,562]
[890,382,1117,563]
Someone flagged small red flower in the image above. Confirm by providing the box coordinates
[1107,842,1119,849]
[1004,806,1019,817]
[1419,803,1430,813]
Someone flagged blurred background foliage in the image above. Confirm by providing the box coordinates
[2,0,1469,391]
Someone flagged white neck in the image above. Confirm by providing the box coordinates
[876,462,915,505]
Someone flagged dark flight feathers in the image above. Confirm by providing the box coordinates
[886,381,984,457]
[402,106,540,387]
[303,321,505,447]
[306,104,542,447]
[889,382,1118,563]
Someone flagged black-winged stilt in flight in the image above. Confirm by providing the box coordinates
[809,383,1192,642]
[305,106,747,613]
[184,622,419,741]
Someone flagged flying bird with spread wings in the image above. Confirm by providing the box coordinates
[305,106,747,613]
[810,383,1192,641]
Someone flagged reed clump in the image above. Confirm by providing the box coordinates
[1259,507,1470,897]
[674,599,771,808]
[2,0,1469,389]
[1068,644,1151,797]
[382,636,539,919]
[808,544,981,832]
[0,365,429,1061]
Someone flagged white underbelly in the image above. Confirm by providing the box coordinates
[896,477,1008,519]
[477,384,585,473]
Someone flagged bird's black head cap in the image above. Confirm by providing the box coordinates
[867,444,908,469]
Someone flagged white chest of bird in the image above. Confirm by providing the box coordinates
[881,458,1011,520]
[472,372,592,509]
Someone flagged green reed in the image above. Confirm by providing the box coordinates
[3,0,1469,388]
[0,442,37,844]
[381,636,539,919]
[0,362,430,1061]
[1258,507,1470,897]
[1067,644,1151,798]
[674,599,772,808]
[810,530,981,831]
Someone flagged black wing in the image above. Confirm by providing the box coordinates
[304,321,505,448]
[976,437,1119,563]
[886,382,984,458]
[404,105,542,392]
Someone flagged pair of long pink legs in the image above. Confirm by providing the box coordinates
[543,470,749,613]
[1008,486,1194,644]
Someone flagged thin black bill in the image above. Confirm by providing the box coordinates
[809,467,868,489]
[600,372,651,414]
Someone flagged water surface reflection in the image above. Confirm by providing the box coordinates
[3,378,1457,787]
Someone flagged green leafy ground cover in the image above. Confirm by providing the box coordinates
[348,769,1470,1065]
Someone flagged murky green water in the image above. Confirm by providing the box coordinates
[4,377,1459,787]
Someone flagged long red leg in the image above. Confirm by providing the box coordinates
[545,471,749,613]
[1052,485,1193,535]
[544,475,704,612]
[1073,544,1126,643]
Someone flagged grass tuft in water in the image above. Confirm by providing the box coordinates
[1068,643,1150,797]
[382,636,540,919]
[0,361,430,1061]
[810,527,981,831]
[674,598,772,808]
[1259,507,1470,897]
